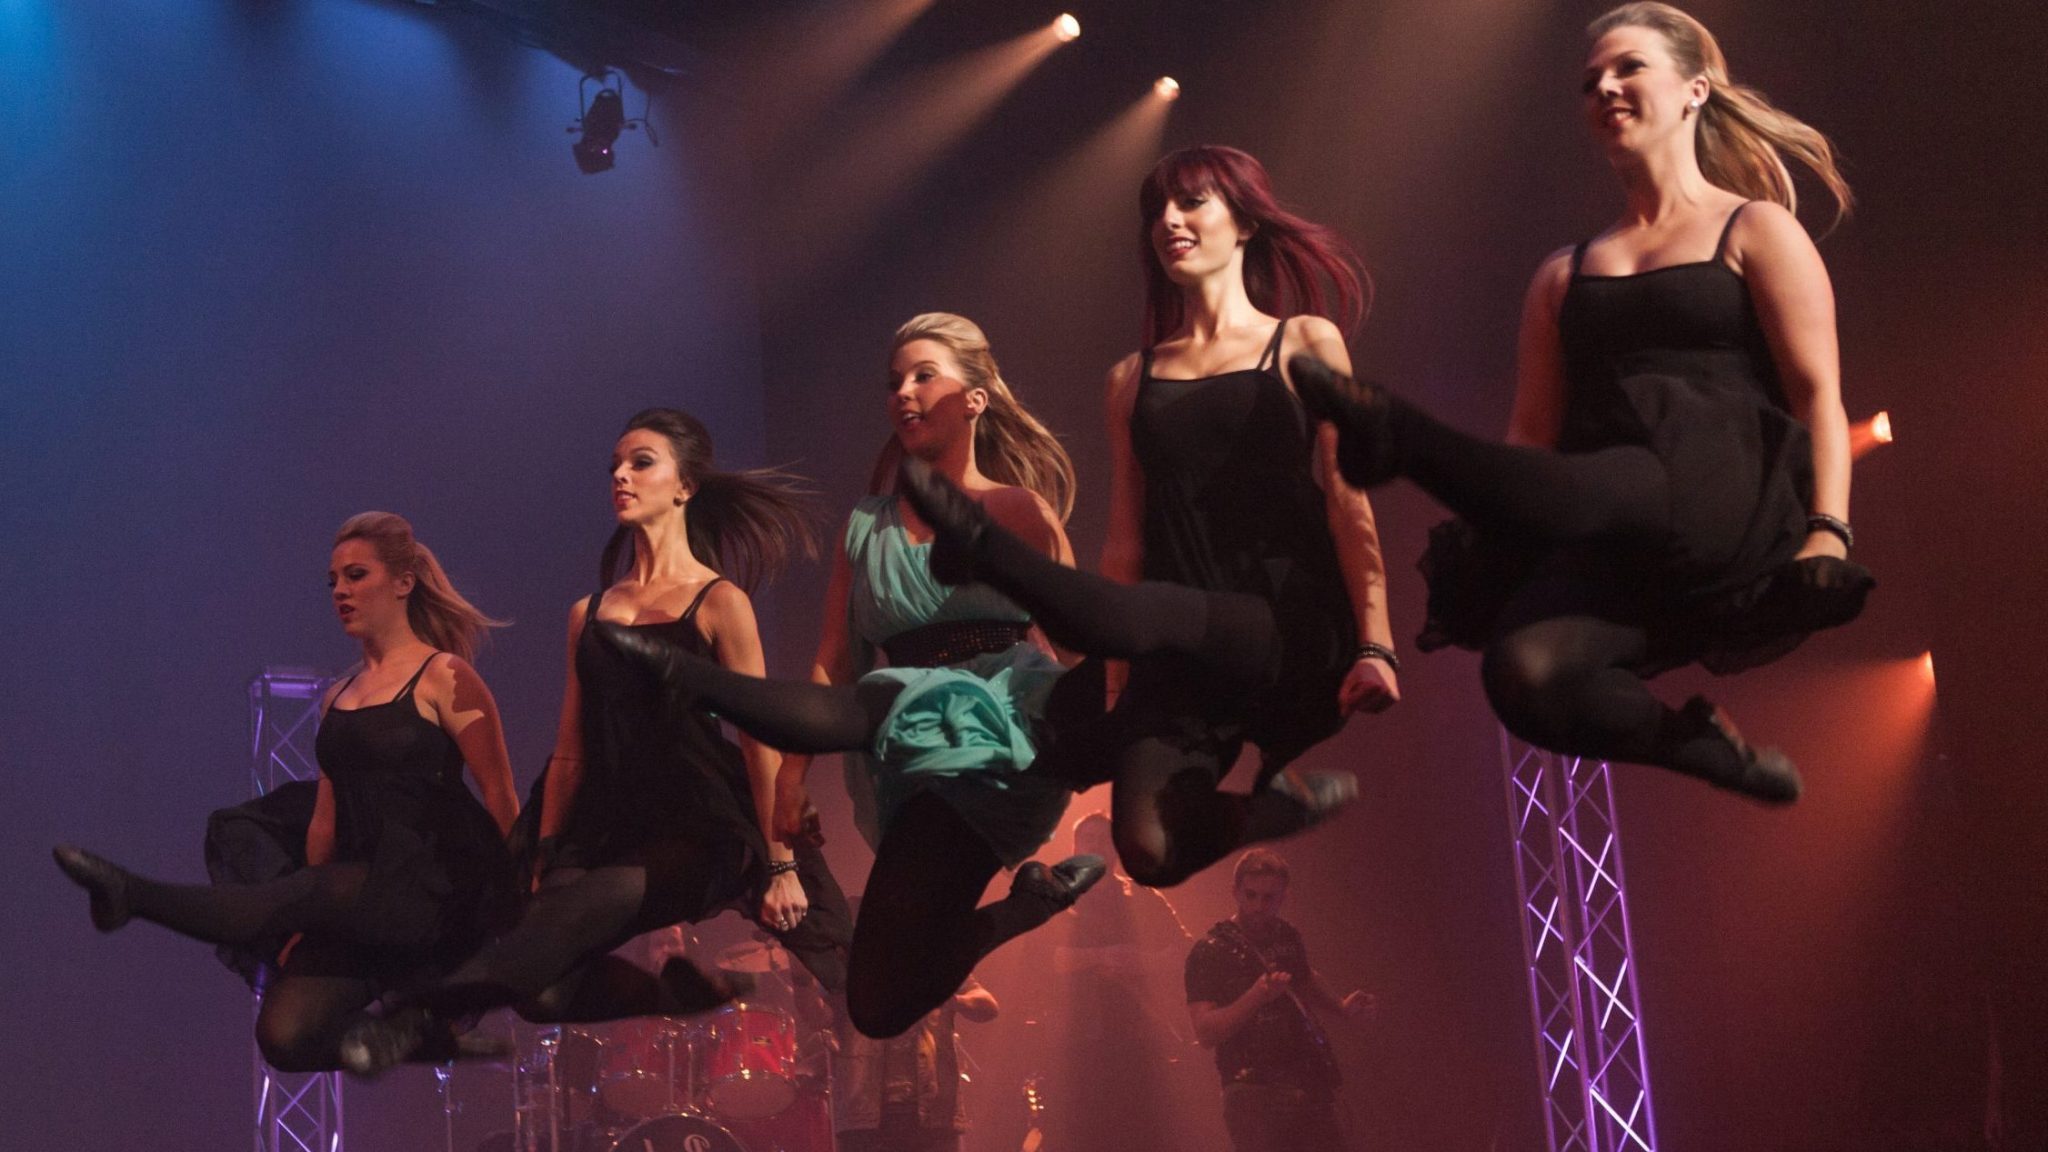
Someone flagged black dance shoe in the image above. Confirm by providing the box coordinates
[589,619,702,711]
[1264,768,1361,832]
[897,457,989,585]
[338,1008,429,1079]
[1683,696,1802,805]
[1286,353,1399,488]
[338,1008,512,1079]
[659,956,754,1014]
[1011,854,1108,909]
[52,845,133,932]
[1758,555,1876,634]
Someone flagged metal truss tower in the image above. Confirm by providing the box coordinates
[1501,731,1658,1152]
[248,668,345,1152]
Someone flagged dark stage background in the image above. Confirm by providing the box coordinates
[3,1,2043,1149]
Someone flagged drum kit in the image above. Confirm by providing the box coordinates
[502,937,836,1152]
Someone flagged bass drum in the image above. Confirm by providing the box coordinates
[605,1113,750,1152]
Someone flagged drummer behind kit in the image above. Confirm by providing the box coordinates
[499,931,835,1152]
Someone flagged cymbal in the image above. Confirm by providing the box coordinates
[717,939,793,975]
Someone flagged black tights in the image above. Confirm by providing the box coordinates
[423,841,848,1023]
[111,862,397,1073]
[1366,398,1745,784]
[847,792,1069,1038]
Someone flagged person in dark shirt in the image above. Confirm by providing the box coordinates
[1185,848,1373,1152]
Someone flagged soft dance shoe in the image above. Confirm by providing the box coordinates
[897,457,989,585]
[589,618,703,712]
[1286,353,1399,488]
[1264,768,1361,831]
[1684,696,1802,805]
[1011,854,1108,909]
[660,956,754,1014]
[338,1008,512,1079]
[52,845,133,932]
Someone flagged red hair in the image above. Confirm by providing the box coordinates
[1138,145,1369,348]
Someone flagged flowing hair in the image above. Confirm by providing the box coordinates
[598,407,818,593]
[334,512,505,663]
[1590,3,1853,227]
[1138,145,1369,348]
[874,313,1077,522]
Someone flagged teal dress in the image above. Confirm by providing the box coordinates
[842,494,1074,868]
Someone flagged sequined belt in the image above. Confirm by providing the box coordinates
[880,620,1032,668]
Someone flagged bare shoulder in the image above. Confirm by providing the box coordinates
[985,485,1061,536]
[1729,200,1817,260]
[1293,314,1344,345]
[1525,245,1577,312]
[1106,351,1143,395]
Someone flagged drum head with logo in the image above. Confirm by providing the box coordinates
[606,1113,748,1152]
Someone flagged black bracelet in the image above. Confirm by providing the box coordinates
[766,858,800,877]
[1353,642,1401,672]
[1807,514,1854,550]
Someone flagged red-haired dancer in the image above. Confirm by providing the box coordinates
[901,145,1400,888]
[54,513,521,1072]
[1289,3,1873,800]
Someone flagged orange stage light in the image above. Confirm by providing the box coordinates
[1054,13,1081,42]
[1921,650,1936,689]
[1850,410,1894,460]
[1154,76,1181,101]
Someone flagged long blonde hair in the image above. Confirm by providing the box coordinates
[1590,3,1852,228]
[878,313,1076,522]
[334,512,505,662]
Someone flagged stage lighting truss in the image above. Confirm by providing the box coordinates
[249,668,345,1152]
[1501,732,1659,1152]
[570,69,659,174]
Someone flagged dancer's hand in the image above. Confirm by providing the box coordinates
[760,869,809,934]
[774,774,824,848]
[1251,970,1293,1005]
[1338,657,1400,715]
[1341,990,1378,1021]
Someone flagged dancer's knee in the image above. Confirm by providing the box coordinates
[256,1011,335,1073]
[846,974,924,1039]
[1482,631,1591,747]
[516,982,577,1024]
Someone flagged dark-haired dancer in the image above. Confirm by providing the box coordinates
[895,145,1399,889]
[1288,2,1872,799]
[55,513,521,1072]
[344,408,852,1071]
[602,314,1108,1038]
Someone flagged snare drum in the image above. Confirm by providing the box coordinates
[699,1003,798,1118]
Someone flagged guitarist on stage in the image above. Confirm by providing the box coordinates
[1185,848,1375,1152]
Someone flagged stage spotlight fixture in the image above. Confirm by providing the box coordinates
[1850,409,1894,459]
[570,70,659,175]
[1154,76,1180,100]
[1921,650,1936,689]
[1054,13,1081,41]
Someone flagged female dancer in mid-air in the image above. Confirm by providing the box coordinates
[895,145,1401,888]
[602,313,1111,1037]
[1287,1,1872,799]
[344,408,853,1071]
[54,512,521,1072]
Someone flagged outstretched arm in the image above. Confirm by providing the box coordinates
[700,581,808,929]
[1286,316,1398,715]
[1738,203,1850,560]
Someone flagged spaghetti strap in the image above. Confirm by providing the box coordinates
[680,577,726,623]
[1569,241,1589,278]
[394,652,444,703]
[1256,317,1291,372]
[1712,202,1751,263]
[1138,347,1155,382]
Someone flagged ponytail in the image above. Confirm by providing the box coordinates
[334,512,505,662]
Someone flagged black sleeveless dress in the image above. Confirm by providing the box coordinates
[310,654,517,979]
[551,579,764,912]
[1419,204,1821,674]
[1118,318,1358,770]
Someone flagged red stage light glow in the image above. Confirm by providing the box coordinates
[1154,76,1180,101]
[1054,13,1081,42]
[1850,410,1894,459]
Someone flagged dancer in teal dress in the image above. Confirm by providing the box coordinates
[601,313,1107,1037]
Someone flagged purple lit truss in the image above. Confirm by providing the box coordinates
[249,668,345,1152]
[1502,731,1658,1152]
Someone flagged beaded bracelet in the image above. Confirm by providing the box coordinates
[766,859,801,877]
[1354,642,1401,672]
[1807,513,1854,550]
